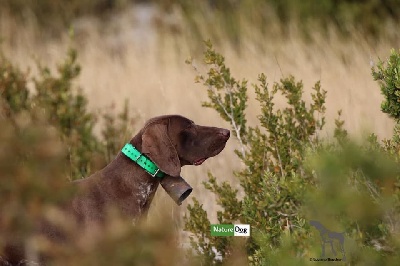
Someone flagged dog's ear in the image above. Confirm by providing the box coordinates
[141,123,181,177]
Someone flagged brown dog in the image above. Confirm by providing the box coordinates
[69,114,230,224]
[1,115,230,265]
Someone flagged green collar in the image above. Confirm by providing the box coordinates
[121,143,165,179]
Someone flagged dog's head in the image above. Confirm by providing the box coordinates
[140,115,230,177]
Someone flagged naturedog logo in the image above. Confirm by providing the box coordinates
[210,224,250,237]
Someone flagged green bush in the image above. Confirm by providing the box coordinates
[0,111,74,245]
[0,53,29,116]
[184,41,327,264]
[0,111,183,265]
[184,42,400,265]
[0,48,186,265]
[372,49,400,122]
[33,49,100,179]
[302,141,400,265]
[0,48,135,180]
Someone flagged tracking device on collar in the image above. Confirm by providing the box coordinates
[160,176,193,205]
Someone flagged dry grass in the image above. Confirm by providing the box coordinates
[1,5,398,226]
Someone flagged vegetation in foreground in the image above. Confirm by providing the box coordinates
[0,48,183,265]
[184,42,400,265]
[1,39,400,264]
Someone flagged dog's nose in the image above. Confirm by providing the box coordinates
[219,129,230,139]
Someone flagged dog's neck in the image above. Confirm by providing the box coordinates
[100,135,162,218]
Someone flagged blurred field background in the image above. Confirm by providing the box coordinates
[1,0,400,259]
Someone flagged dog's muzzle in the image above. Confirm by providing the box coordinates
[160,176,192,205]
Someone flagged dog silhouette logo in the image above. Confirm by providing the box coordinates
[310,220,346,261]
